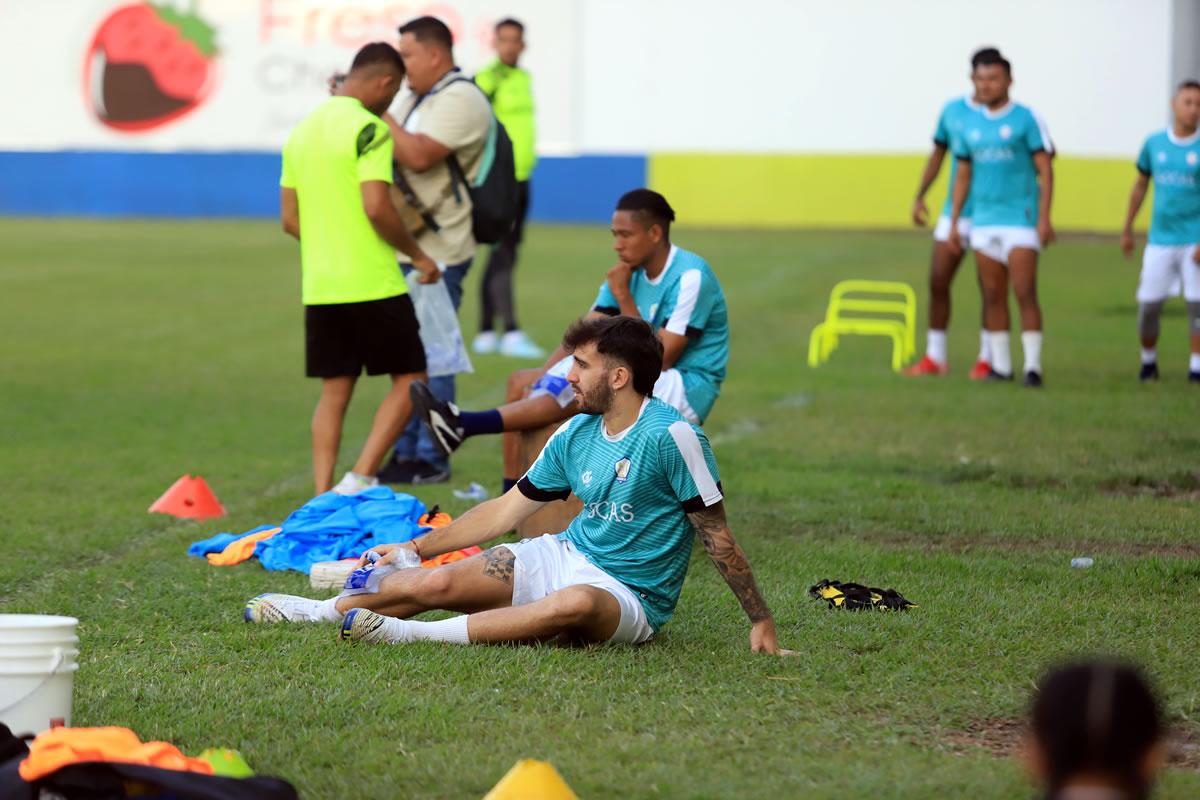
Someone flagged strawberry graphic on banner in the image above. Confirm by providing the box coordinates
[84,2,219,132]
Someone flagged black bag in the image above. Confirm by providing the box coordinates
[446,78,520,244]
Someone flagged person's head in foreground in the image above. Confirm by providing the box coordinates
[1026,660,1166,800]
[494,17,525,67]
[338,42,405,116]
[1172,80,1200,133]
[971,49,1012,109]
[611,188,675,269]
[562,315,663,415]
[397,16,455,95]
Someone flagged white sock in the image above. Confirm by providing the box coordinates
[316,597,344,622]
[1190,353,1200,372]
[408,615,471,645]
[987,332,1012,375]
[1021,331,1043,374]
[926,330,948,365]
[1141,348,1157,365]
[978,330,991,363]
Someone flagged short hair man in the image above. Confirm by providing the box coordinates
[410,189,729,494]
[906,47,1001,379]
[1120,81,1200,382]
[472,17,543,359]
[246,316,787,655]
[376,16,494,485]
[279,42,440,495]
[948,52,1055,387]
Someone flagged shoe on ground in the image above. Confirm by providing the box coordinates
[984,369,1014,382]
[410,380,464,457]
[340,608,408,644]
[968,360,992,381]
[1190,370,1200,383]
[376,455,417,484]
[332,471,379,495]
[1139,362,1159,382]
[499,330,546,359]
[1023,370,1044,388]
[244,594,323,624]
[902,355,948,376]
[408,459,450,485]
[472,331,499,355]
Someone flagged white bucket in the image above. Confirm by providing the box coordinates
[0,615,79,735]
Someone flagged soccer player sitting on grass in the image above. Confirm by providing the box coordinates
[1120,80,1200,382]
[245,316,788,655]
[402,188,729,494]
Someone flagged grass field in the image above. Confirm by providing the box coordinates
[2,218,1198,798]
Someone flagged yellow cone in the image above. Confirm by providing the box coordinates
[483,759,579,800]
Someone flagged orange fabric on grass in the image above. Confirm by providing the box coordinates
[421,545,482,568]
[206,527,282,566]
[19,726,214,781]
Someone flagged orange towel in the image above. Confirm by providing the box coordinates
[19,726,214,781]
[422,545,482,568]
[207,527,281,566]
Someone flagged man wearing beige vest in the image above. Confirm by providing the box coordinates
[377,15,493,486]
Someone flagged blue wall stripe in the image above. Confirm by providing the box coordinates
[0,151,646,222]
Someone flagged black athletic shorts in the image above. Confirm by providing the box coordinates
[304,294,426,378]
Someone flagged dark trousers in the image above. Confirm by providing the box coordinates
[479,181,530,333]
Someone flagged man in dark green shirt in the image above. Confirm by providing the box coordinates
[473,18,543,359]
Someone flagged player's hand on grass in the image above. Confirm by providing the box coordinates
[1120,230,1136,259]
[606,261,634,299]
[1039,219,1056,248]
[413,255,441,284]
[911,197,929,227]
[749,618,796,656]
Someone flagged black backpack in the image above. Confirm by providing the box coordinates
[444,77,520,244]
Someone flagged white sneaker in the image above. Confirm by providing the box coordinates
[244,593,327,623]
[338,608,412,644]
[332,471,379,495]
[472,331,499,354]
[499,330,546,359]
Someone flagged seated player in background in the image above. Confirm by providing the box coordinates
[1120,80,1200,382]
[948,50,1055,387]
[245,316,787,655]
[404,188,729,494]
[906,47,999,379]
[1024,660,1166,800]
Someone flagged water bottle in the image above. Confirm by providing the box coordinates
[1070,557,1094,569]
[340,547,421,596]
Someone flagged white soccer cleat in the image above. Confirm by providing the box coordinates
[499,330,546,359]
[332,471,379,495]
[243,593,326,624]
[339,608,411,644]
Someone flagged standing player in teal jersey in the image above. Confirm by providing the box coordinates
[906,47,998,379]
[244,316,787,655]
[408,189,728,494]
[949,51,1055,387]
[1120,81,1200,382]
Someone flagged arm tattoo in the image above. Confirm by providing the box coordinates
[689,502,772,623]
[481,546,516,586]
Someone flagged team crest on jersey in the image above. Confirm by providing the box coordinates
[999,124,1012,140]
[1188,152,1198,167]
[581,470,593,485]
[614,457,632,483]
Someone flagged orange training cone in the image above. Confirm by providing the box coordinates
[148,475,226,520]
[483,759,578,800]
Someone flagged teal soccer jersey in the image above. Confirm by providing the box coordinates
[933,96,981,218]
[1137,129,1200,245]
[953,102,1054,228]
[592,246,729,421]
[518,398,724,630]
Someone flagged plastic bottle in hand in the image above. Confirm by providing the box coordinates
[340,547,421,596]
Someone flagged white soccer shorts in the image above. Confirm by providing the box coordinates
[970,225,1041,266]
[501,534,655,645]
[1136,243,1200,303]
[933,215,972,244]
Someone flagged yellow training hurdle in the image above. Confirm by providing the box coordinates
[807,280,917,372]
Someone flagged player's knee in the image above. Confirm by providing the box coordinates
[1014,287,1039,307]
[547,586,604,626]
[1139,301,1165,338]
[506,371,532,402]
[414,567,456,603]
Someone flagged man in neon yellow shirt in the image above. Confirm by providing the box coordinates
[280,43,439,496]
[472,17,543,359]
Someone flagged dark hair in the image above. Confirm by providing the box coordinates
[970,47,1001,68]
[973,49,1012,77]
[1178,79,1200,93]
[350,42,404,75]
[616,188,676,237]
[562,316,663,397]
[1031,661,1163,800]
[398,16,454,50]
[495,17,524,35]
